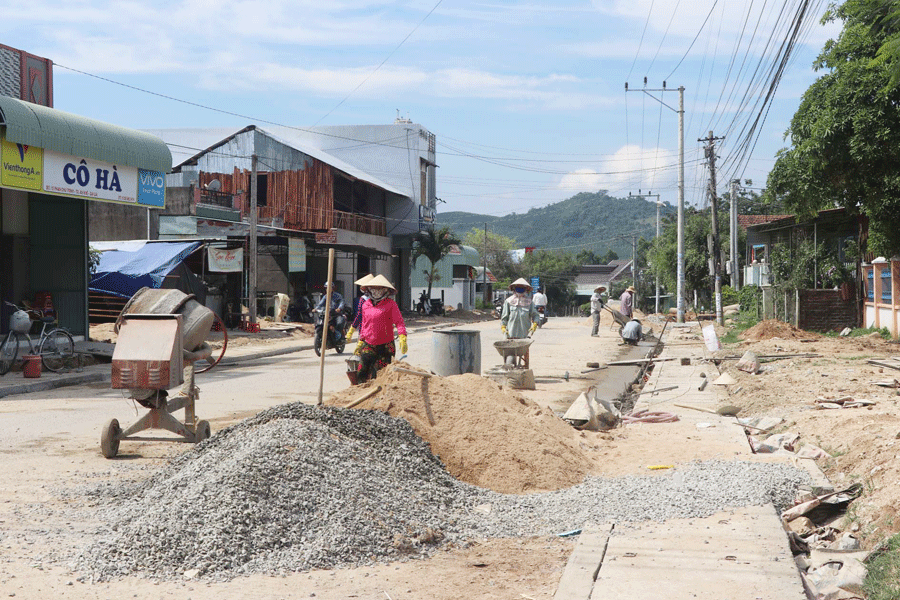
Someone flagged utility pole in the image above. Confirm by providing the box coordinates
[625,81,685,322]
[730,179,740,290]
[628,190,661,313]
[699,131,725,325]
[249,153,259,325]
[483,223,489,305]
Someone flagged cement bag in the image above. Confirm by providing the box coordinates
[274,293,290,323]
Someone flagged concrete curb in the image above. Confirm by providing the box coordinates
[0,371,108,399]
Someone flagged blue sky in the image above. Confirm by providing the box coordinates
[3,0,841,217]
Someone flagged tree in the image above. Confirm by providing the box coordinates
[765,0,900,256]
[412,226,461,300]
[647,207,732,310]
[461,227,520,282]
[521,250,579,312]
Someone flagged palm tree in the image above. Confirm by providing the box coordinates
[412,226,461,300]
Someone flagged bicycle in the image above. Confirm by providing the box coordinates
[0,301,76,375]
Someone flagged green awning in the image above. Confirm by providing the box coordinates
[0,96,171,173]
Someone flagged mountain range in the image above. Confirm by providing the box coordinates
[437,191,676,257]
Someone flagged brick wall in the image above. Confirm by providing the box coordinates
[797,289,858,332]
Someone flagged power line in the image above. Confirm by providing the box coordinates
[313,0,444,125]
[666,0,720,80]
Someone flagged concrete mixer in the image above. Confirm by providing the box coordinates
[101,287,217,458]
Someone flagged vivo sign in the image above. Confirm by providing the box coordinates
[138,169,166,207]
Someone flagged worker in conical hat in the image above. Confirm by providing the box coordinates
[620,285,636,319]
[590,285,607,337]
[501,277,539,340]
[346,274,375,342]
[354,275,407,383]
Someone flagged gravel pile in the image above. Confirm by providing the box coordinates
[74,403,811,581]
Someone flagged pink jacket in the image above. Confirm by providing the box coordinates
[359,298,406,346]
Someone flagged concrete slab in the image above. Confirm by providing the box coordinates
[553,524,613,600]
[591,505,806,600]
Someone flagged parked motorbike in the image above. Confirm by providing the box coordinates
[536,305,547,328]
[416,292,444,316]
[313,307,347,356]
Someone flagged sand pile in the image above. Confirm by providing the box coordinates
[740,319,811,341]
[326,363,597,494]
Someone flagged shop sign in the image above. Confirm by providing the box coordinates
[288,238,306,272]
[43,149,138,204]
[138,169,166,207]
[208,247,243,272]
[315,229,338,244]
[1,138,43,190]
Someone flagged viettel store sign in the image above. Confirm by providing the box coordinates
[0,134,165,207]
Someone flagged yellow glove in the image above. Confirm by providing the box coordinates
[345,326,355,342]
[398,335,408,355]
[501,325,508,337]
[529,322,538,335]
[354,340,364,355]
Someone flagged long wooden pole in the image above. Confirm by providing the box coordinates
[317,248,335,406]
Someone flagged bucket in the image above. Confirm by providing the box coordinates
[346,356,360,385]
[23,355,41,378]
[431,329,481,376]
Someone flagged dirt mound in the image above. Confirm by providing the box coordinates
[325,364,596,494]
[740,319,812,341]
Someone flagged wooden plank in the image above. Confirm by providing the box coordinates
[553,523,614,600]
[606,357,679,366]
[867,359,900,372]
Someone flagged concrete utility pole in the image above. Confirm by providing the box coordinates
[249,153,259,325]
[699,132,725,326]
[625,81,685,322]
[628,190,661,313]
[731,179,740,290]
[483,223,489,305]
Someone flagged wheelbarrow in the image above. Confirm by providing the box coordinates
[493,338,533,369]
[603,304,630,330]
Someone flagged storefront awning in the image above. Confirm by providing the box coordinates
[0,96,171,173]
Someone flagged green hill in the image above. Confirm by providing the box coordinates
[437,191,675,258]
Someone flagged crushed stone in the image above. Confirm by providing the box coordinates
[72,402,812,582]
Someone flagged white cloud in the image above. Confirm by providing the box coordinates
[558,144,681,194]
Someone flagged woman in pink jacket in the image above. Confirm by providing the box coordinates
[354,275,407,383]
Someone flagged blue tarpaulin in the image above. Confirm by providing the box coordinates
[89,241,202,299]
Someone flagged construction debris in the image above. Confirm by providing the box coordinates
[736,351,760,374]
[814,396,876,409]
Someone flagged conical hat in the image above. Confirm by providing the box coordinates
[594,285,607,292]
[366,274,395,291]
[354,274,375,287]
[712,372,736,386]
[509,277,533,291]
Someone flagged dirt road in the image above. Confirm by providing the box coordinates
[0,313,636,599]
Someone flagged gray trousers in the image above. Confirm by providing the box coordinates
[591,311,600,336]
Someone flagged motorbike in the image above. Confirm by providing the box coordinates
[286,296,315,324]
[416,292,444,316]
[313,307,347,356]
[536,305,547,328]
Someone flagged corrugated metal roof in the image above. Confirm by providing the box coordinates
[0,96,172,172]
[153,126,406,197]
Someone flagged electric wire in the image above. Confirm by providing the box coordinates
[665,0,720,80]
[313,0,444,126]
